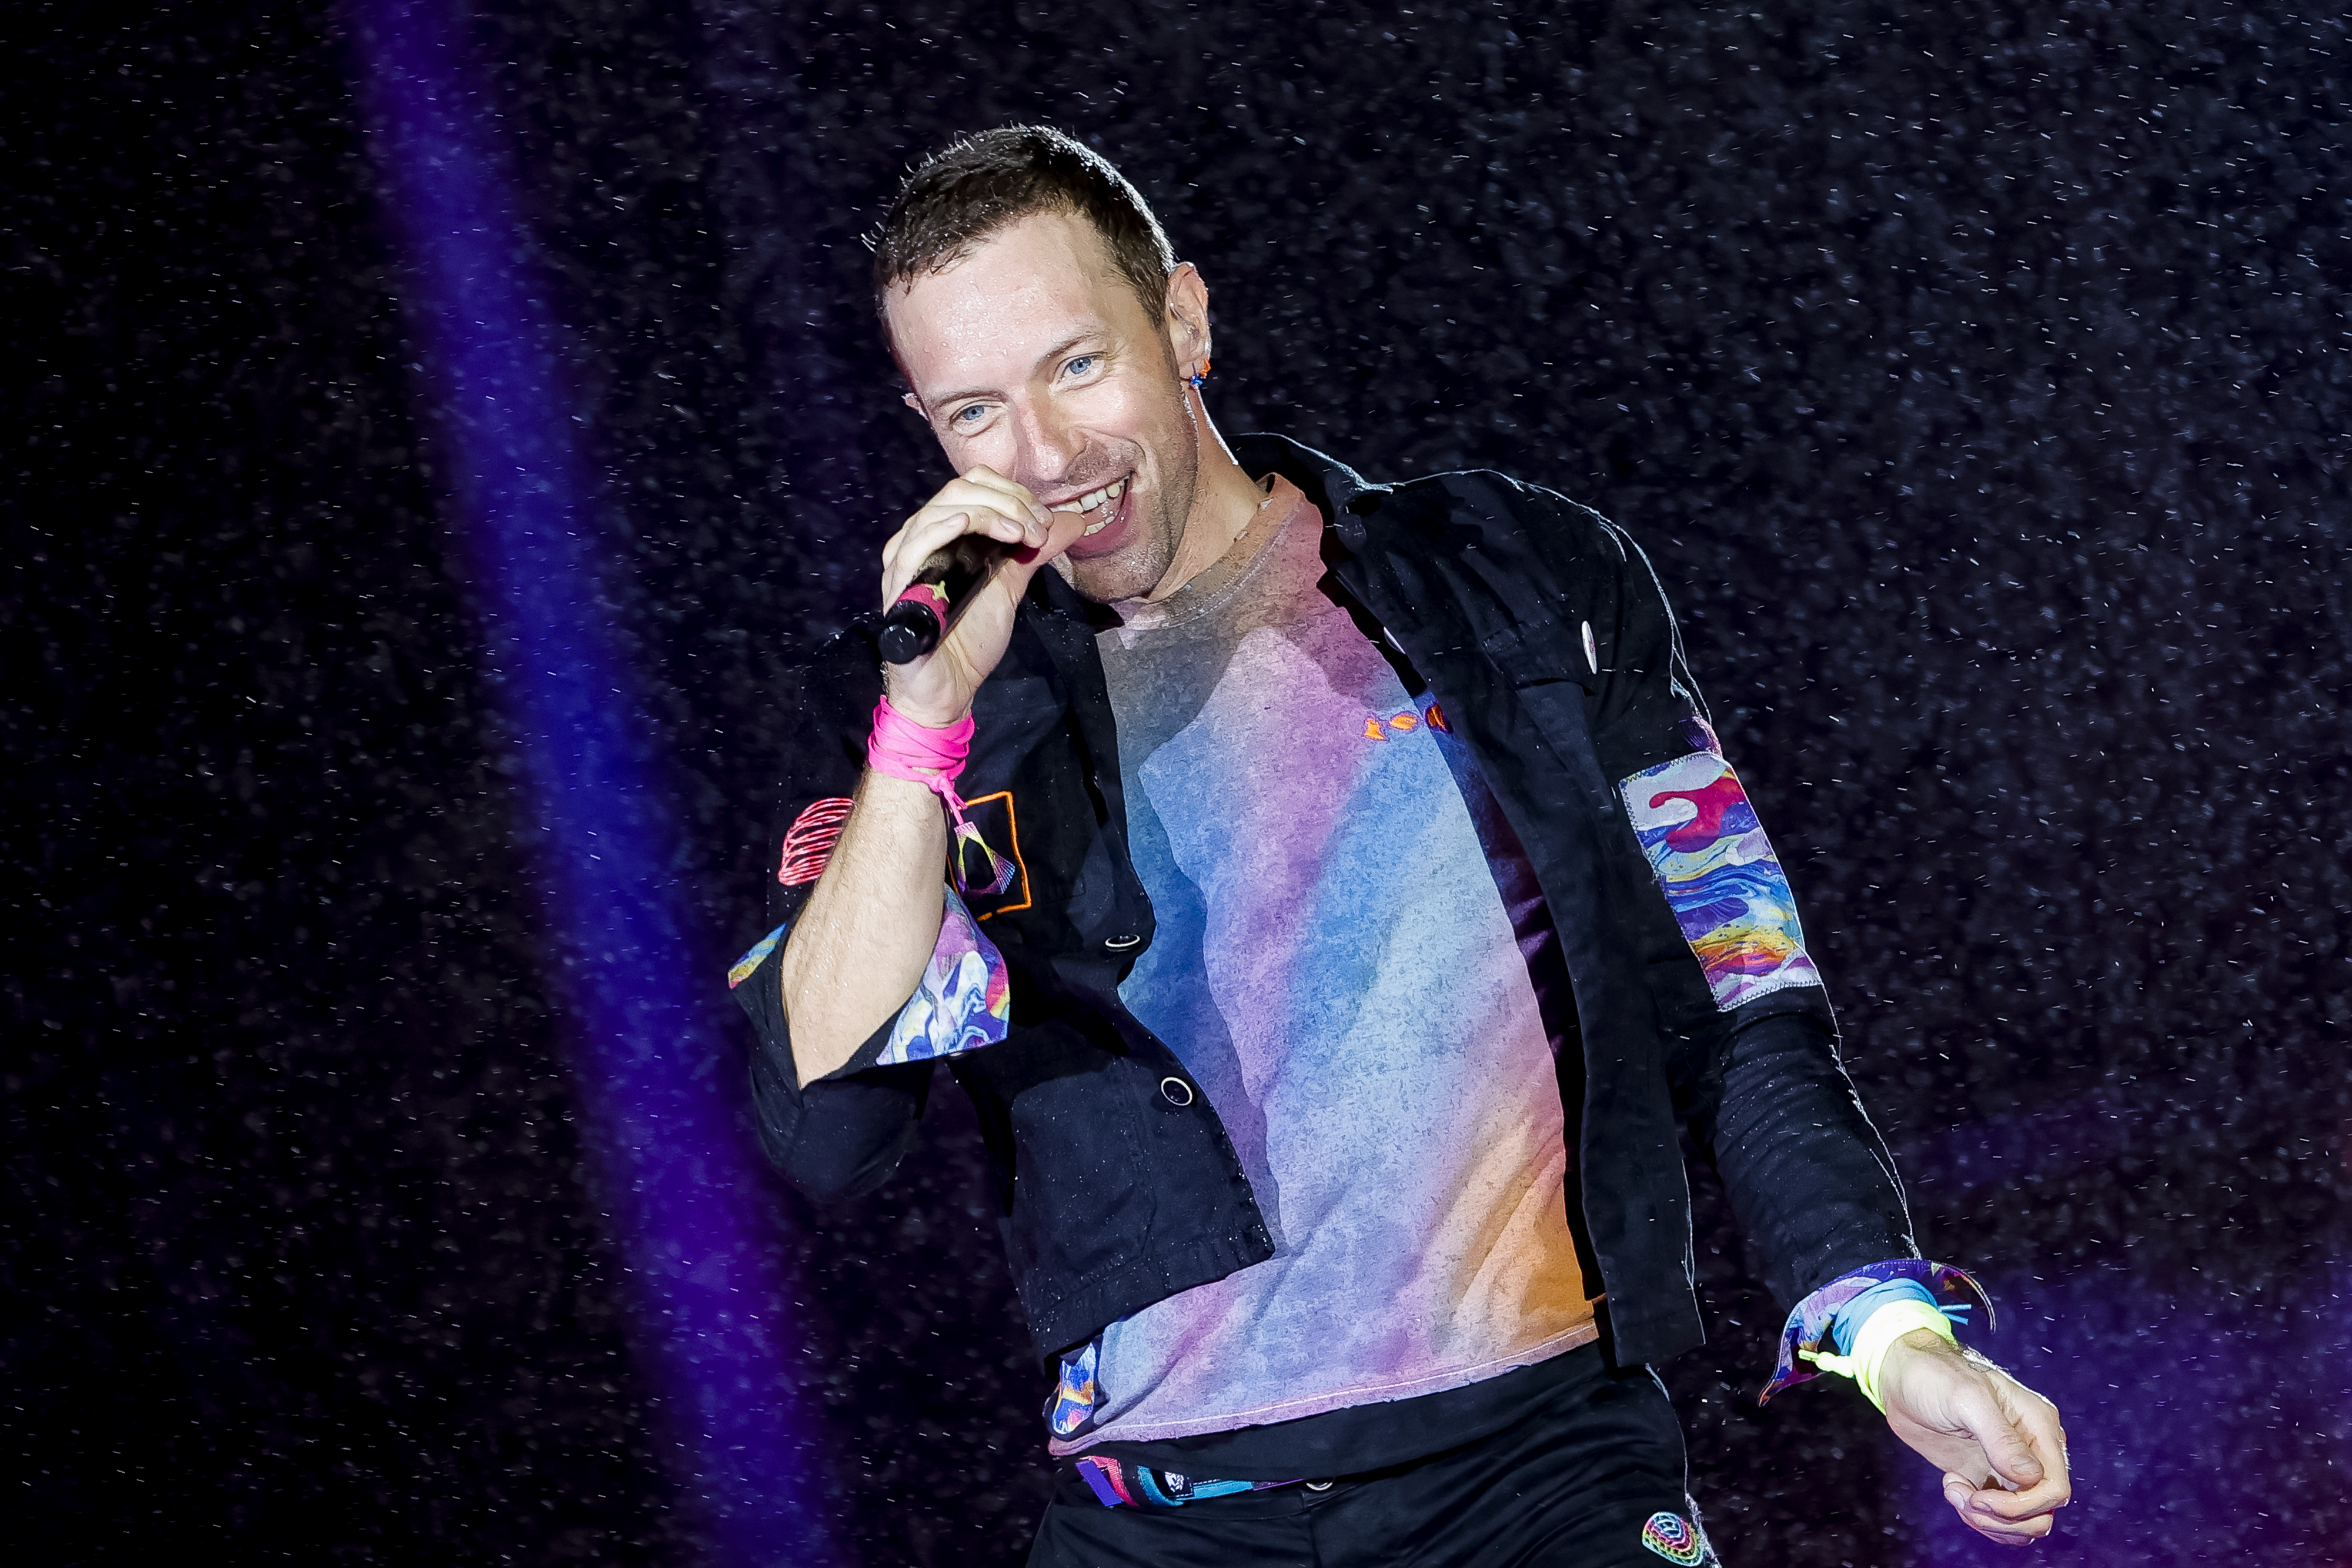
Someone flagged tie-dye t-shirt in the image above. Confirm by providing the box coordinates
[1061,477,1597,1452]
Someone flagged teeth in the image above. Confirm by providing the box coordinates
[1050,477,1127,515]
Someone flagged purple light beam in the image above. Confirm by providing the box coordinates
[350,4,836,1560]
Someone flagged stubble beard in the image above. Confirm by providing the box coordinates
[1060,396,1203,604]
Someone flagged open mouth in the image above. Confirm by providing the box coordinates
[1049,475,1129,537]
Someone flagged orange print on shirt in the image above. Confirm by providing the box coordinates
[1362,703,1445,740]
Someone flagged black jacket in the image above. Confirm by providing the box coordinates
[734,434,1918,1368]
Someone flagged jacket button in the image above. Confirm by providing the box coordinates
[1105,933,1141,952]
[1159,1076,1195,1107]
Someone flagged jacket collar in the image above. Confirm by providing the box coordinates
[1231,432,1389,551]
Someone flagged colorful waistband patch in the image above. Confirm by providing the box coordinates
[1639,1510,1715,1566]
[779,797,853,887]
[1619,749,1821,1011]
[1074,1455,1137,1507]
[1071,1454,1299,1509]
[727,924,786,991]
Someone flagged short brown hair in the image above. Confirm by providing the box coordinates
[870,125,1177,330]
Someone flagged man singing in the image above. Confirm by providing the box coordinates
[729,125,2069,1564]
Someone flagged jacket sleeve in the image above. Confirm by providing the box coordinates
[728,626,1005,1202]
[1578,513,1921,1311]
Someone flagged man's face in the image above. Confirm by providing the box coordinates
[887,210,1200,603]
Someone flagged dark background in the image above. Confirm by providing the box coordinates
[6,1,2347,1563]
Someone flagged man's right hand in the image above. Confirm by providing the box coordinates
[777,467,1085,1086]
[877,466,1080,726]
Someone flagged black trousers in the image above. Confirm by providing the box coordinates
[1027,1353,1720,1567]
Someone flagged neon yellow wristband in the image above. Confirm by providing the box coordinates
[1849,1298,1957,1412]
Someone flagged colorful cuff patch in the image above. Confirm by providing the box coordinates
[727,924,786,991]
[1762,1259,1996,1402]
[880,883,1012,1066]
[1640,1510,1717,1565]
[1620,748,1821,1011]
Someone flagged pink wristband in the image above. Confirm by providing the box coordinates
[867,696,975,827]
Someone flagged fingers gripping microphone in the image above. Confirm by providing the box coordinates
[878,535,1013,665]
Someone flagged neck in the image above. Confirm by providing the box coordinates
[1145,389,1267,601]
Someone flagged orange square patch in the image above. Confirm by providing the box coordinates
[951,790,1032,921]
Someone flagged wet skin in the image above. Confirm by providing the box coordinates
[876,209,1268,726]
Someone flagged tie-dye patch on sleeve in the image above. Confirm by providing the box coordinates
[1619,749,1822,1010]
[726,924,785,990]
[880,882,1013,1066]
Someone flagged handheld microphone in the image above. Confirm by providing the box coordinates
[878,534,1014,664]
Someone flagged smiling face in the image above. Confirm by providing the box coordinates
[886,209,1208,603]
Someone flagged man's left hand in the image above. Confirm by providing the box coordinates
[1876,1329,2071,1545]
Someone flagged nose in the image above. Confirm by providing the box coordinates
[1010,393,1086,494]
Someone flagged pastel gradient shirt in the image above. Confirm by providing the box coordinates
[1055,477,1598,1452]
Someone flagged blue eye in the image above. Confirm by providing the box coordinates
[950,404,987,427]
[1064,355,1098,378]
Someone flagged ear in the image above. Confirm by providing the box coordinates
[1164,262,1212,379]
[901,391,926,415]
